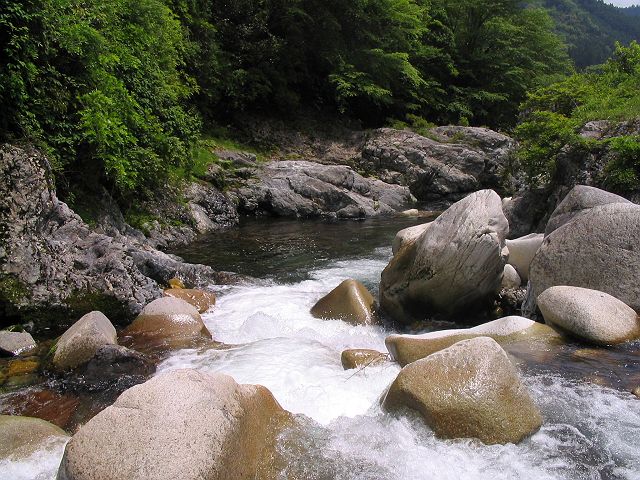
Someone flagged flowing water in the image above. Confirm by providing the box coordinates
[3,216,640,479]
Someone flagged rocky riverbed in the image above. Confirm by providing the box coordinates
[1,125,640,479]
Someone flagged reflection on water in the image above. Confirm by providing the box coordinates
[172,215,435,283]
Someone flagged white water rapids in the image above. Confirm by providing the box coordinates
[7,245,640,479]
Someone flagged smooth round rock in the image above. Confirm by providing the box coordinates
[502,264,521,289]
[529,203,640,311]
[545,185,631,236]
[341,349,387,370]
[310,279,377,326]
[0,331,37,356]
[57,369,287,480]
[386,316,560,366]
[53,312,117,371]
[163,289,217,314]
[122,297,211,345]
[383,337,542,445]
[0,415,68,459]
[538,286,640,345]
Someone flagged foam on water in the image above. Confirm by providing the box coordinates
[158,253,640,479]
[0,436,69,480]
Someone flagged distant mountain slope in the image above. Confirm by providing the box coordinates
[532,0,640,67]
[622,5,640,16]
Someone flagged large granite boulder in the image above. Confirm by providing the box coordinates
[0,415,68,459]
[544,185,631,236]
[0,331,36,356]
[53,312,117,372]
[380,190,508,322]
[386,316,560,366]
[233,160,415,218]
[528,202,640,311]
[383,337,542,444]
[310,279,377,326]
[360,127,514,201]
[57,369,288,480]
[505,233,543,282]
[538,286,640,345]
[121,297,211,349]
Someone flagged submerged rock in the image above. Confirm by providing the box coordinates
[544,185,631,236]
[505,233,543,282]
[122,297,211,349]
[383,337,542,444]
[163,288,217,314]
[341,349,387,370]
[234,160,414,218]
[380,190,508,323]
[538,286,640,345]
[0,331,36,356]
[310,279,377,326]
[57,369,288,480]
[529,202,640,311]
[64,345,156,393]
[53,312,117,372]
[0,415,68,459]
[386,316,559,366]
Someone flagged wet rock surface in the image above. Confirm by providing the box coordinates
[0,331,36,356]
[310,279,378,326]
[383,337,542,445]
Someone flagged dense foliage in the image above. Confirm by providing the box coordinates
[515,41,640,193]
[0,0,581,202]
[532,0,640,69]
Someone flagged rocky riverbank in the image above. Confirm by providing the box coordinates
[2,122,640,479]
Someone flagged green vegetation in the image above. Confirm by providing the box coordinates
[515,42,640,192]
[532,0,640,69]
[6,0,638,206]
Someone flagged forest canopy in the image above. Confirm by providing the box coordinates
[0,0,618,202]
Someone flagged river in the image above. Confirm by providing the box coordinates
[2,216,640,479]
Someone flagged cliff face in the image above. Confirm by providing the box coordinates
[0,145,225,333]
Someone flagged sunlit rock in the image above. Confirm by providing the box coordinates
[57,369,289,480]
[380,190,508,323]
[538,286,640,345]
[383,337,542,444]
[311,279,378,326]
[505,233,543,282]
[529,203,640,311]
[0,415,68,459]
[386,316,560,366]
[163,288,217,314]
[502,264,521,289]
[391,222,431,255]
[544,185,631,236]
[0,331,36,356]
[53,312,117,372]
[341,349,387,370]
[122,297,211,349]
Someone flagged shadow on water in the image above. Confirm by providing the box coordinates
[172,215,437,283]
